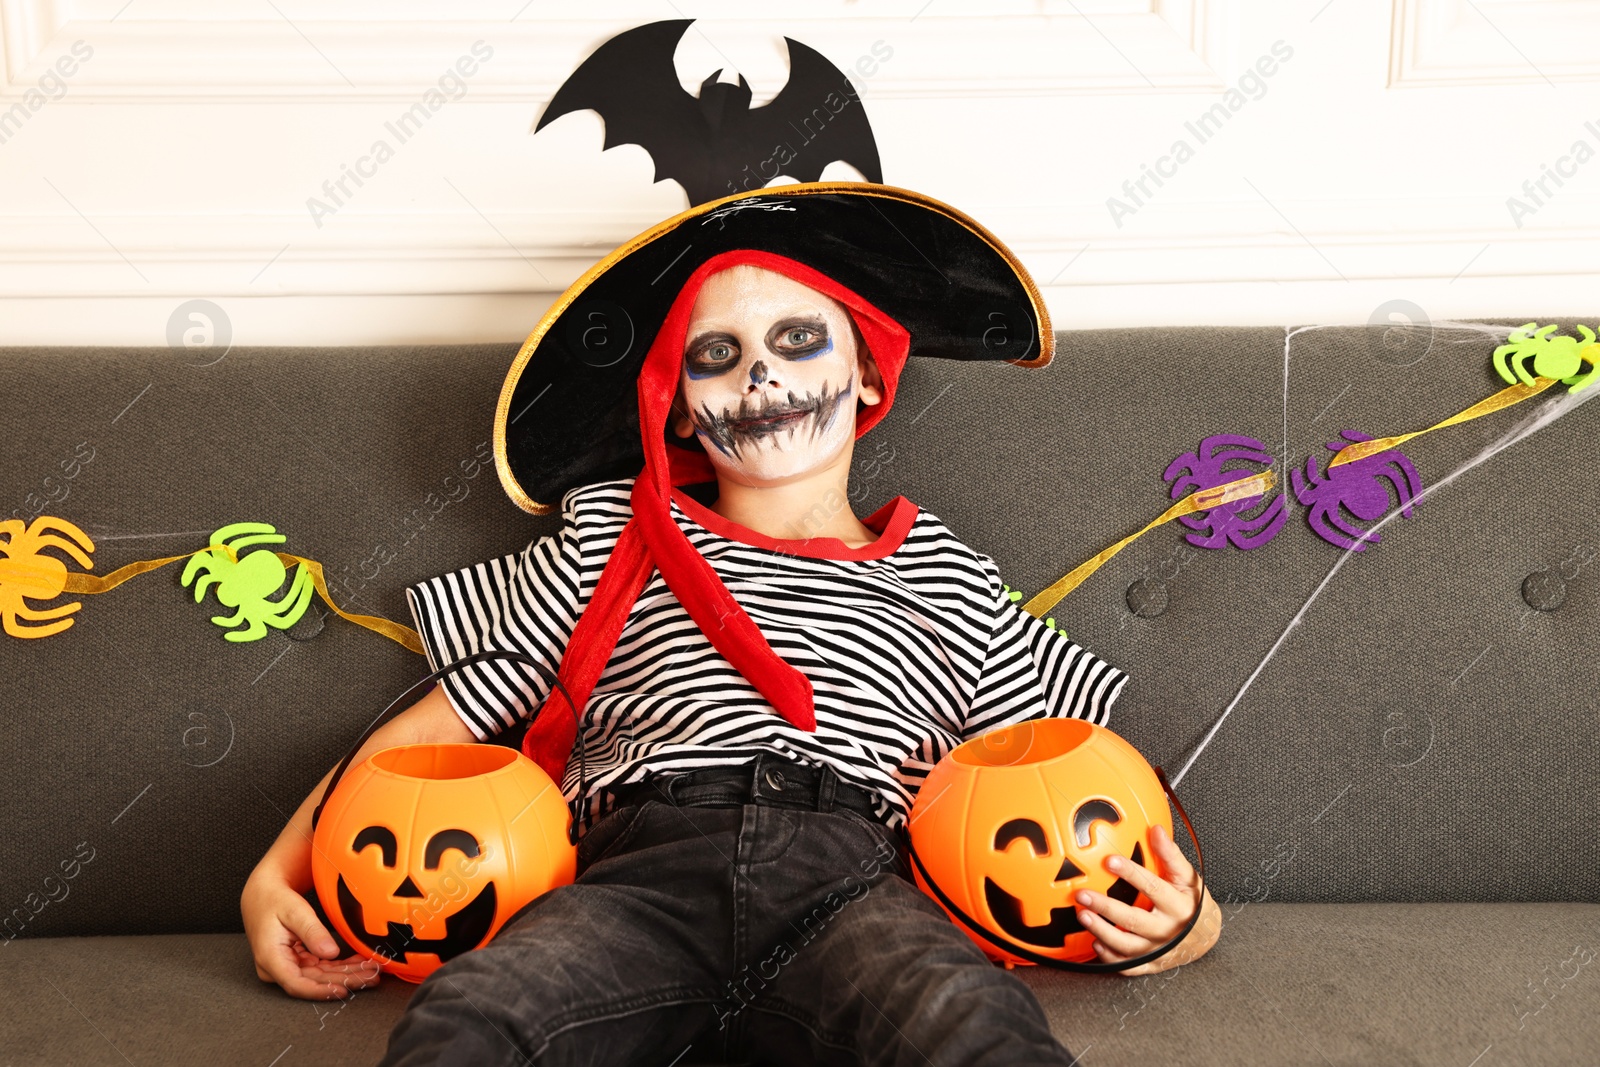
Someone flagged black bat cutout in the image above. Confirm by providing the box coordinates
[535,19,883,206]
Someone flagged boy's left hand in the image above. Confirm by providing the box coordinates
[1073,823,1222,976]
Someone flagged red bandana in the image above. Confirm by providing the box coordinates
[520,250,912,784]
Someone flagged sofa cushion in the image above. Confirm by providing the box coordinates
[1,904,1593,1065]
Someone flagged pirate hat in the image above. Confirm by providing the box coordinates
[495,181,1051,513]
[497,182,1055,782]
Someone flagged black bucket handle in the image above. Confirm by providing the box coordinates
[310,650,587,845]
[906,766,1207,973]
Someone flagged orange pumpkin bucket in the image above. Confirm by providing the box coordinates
[311,743,576,983]
[907,717,1205,972]
[309,650,584,982]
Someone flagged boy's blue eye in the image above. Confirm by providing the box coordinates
[768,320,830,359]
[684,337,741,379]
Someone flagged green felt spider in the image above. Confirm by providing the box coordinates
[181,521,313,642]
[1492,322,1598,393]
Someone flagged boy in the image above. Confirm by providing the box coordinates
[241,184,1220,1065]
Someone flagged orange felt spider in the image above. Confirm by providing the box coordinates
[0,516,96,638]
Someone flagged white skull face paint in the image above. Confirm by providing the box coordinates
[672,264,871,484]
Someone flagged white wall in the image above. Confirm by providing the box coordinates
[2,0,1597,346]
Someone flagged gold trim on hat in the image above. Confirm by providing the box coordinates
[493,181,1054,515]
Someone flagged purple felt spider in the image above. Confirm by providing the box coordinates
[1163,434,1287,550]
[1290,429,1423,552]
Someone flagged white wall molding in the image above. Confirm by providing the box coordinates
[1389,0,1600,87]
[0,3,1230,103]
[5,271,1595,347]
[4,196,1596,344]
[4,2,1596,345]
[5,199,1598,298]
[0,0,67,86]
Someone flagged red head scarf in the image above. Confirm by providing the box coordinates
[521,249,912,783]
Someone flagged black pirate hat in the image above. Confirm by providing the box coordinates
[492,181,1052,515]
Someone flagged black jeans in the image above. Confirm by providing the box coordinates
[377,756,1077,1066]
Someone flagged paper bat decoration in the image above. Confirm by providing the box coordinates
[536,19,883,206]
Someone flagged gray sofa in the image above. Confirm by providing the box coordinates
[3,321,1596,1066]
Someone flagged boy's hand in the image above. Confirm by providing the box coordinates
[242,870,384,1000]
[1072,823,1221,976]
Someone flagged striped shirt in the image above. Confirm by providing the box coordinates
[405,477,1128,832]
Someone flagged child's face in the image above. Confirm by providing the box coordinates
[670,265,883,484]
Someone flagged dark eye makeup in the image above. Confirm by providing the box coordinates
[683,332,741,379]
[683,316,833,379]
[765,317,830,359]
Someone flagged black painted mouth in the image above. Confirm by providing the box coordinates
[694,381,852,460]
[336,875,497,964]
[728,404,814,434]
[982,843,1145,949]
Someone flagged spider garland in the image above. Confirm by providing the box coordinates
[1021,322,1594,618]
[0,517,421,650]
[6,324,1592,645]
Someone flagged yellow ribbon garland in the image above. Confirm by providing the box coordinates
[1022,367,1571,618]
[59,543,239,593]
[7,370,1567,651]
[4,537,423,653]
[269,552,424,655]
[1327,378,1558,469]
[1022,470,1276,619]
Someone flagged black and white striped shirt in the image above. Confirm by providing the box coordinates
[406,477,1128,832]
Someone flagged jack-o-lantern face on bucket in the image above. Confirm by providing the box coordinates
[909,718,1172,966]
[981,804,1148,949]
[333,824,498,969]
[311,743,577,983]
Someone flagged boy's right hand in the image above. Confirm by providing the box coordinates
[242,870,383,1000]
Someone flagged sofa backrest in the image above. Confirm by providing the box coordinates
[2,322,1594,938]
